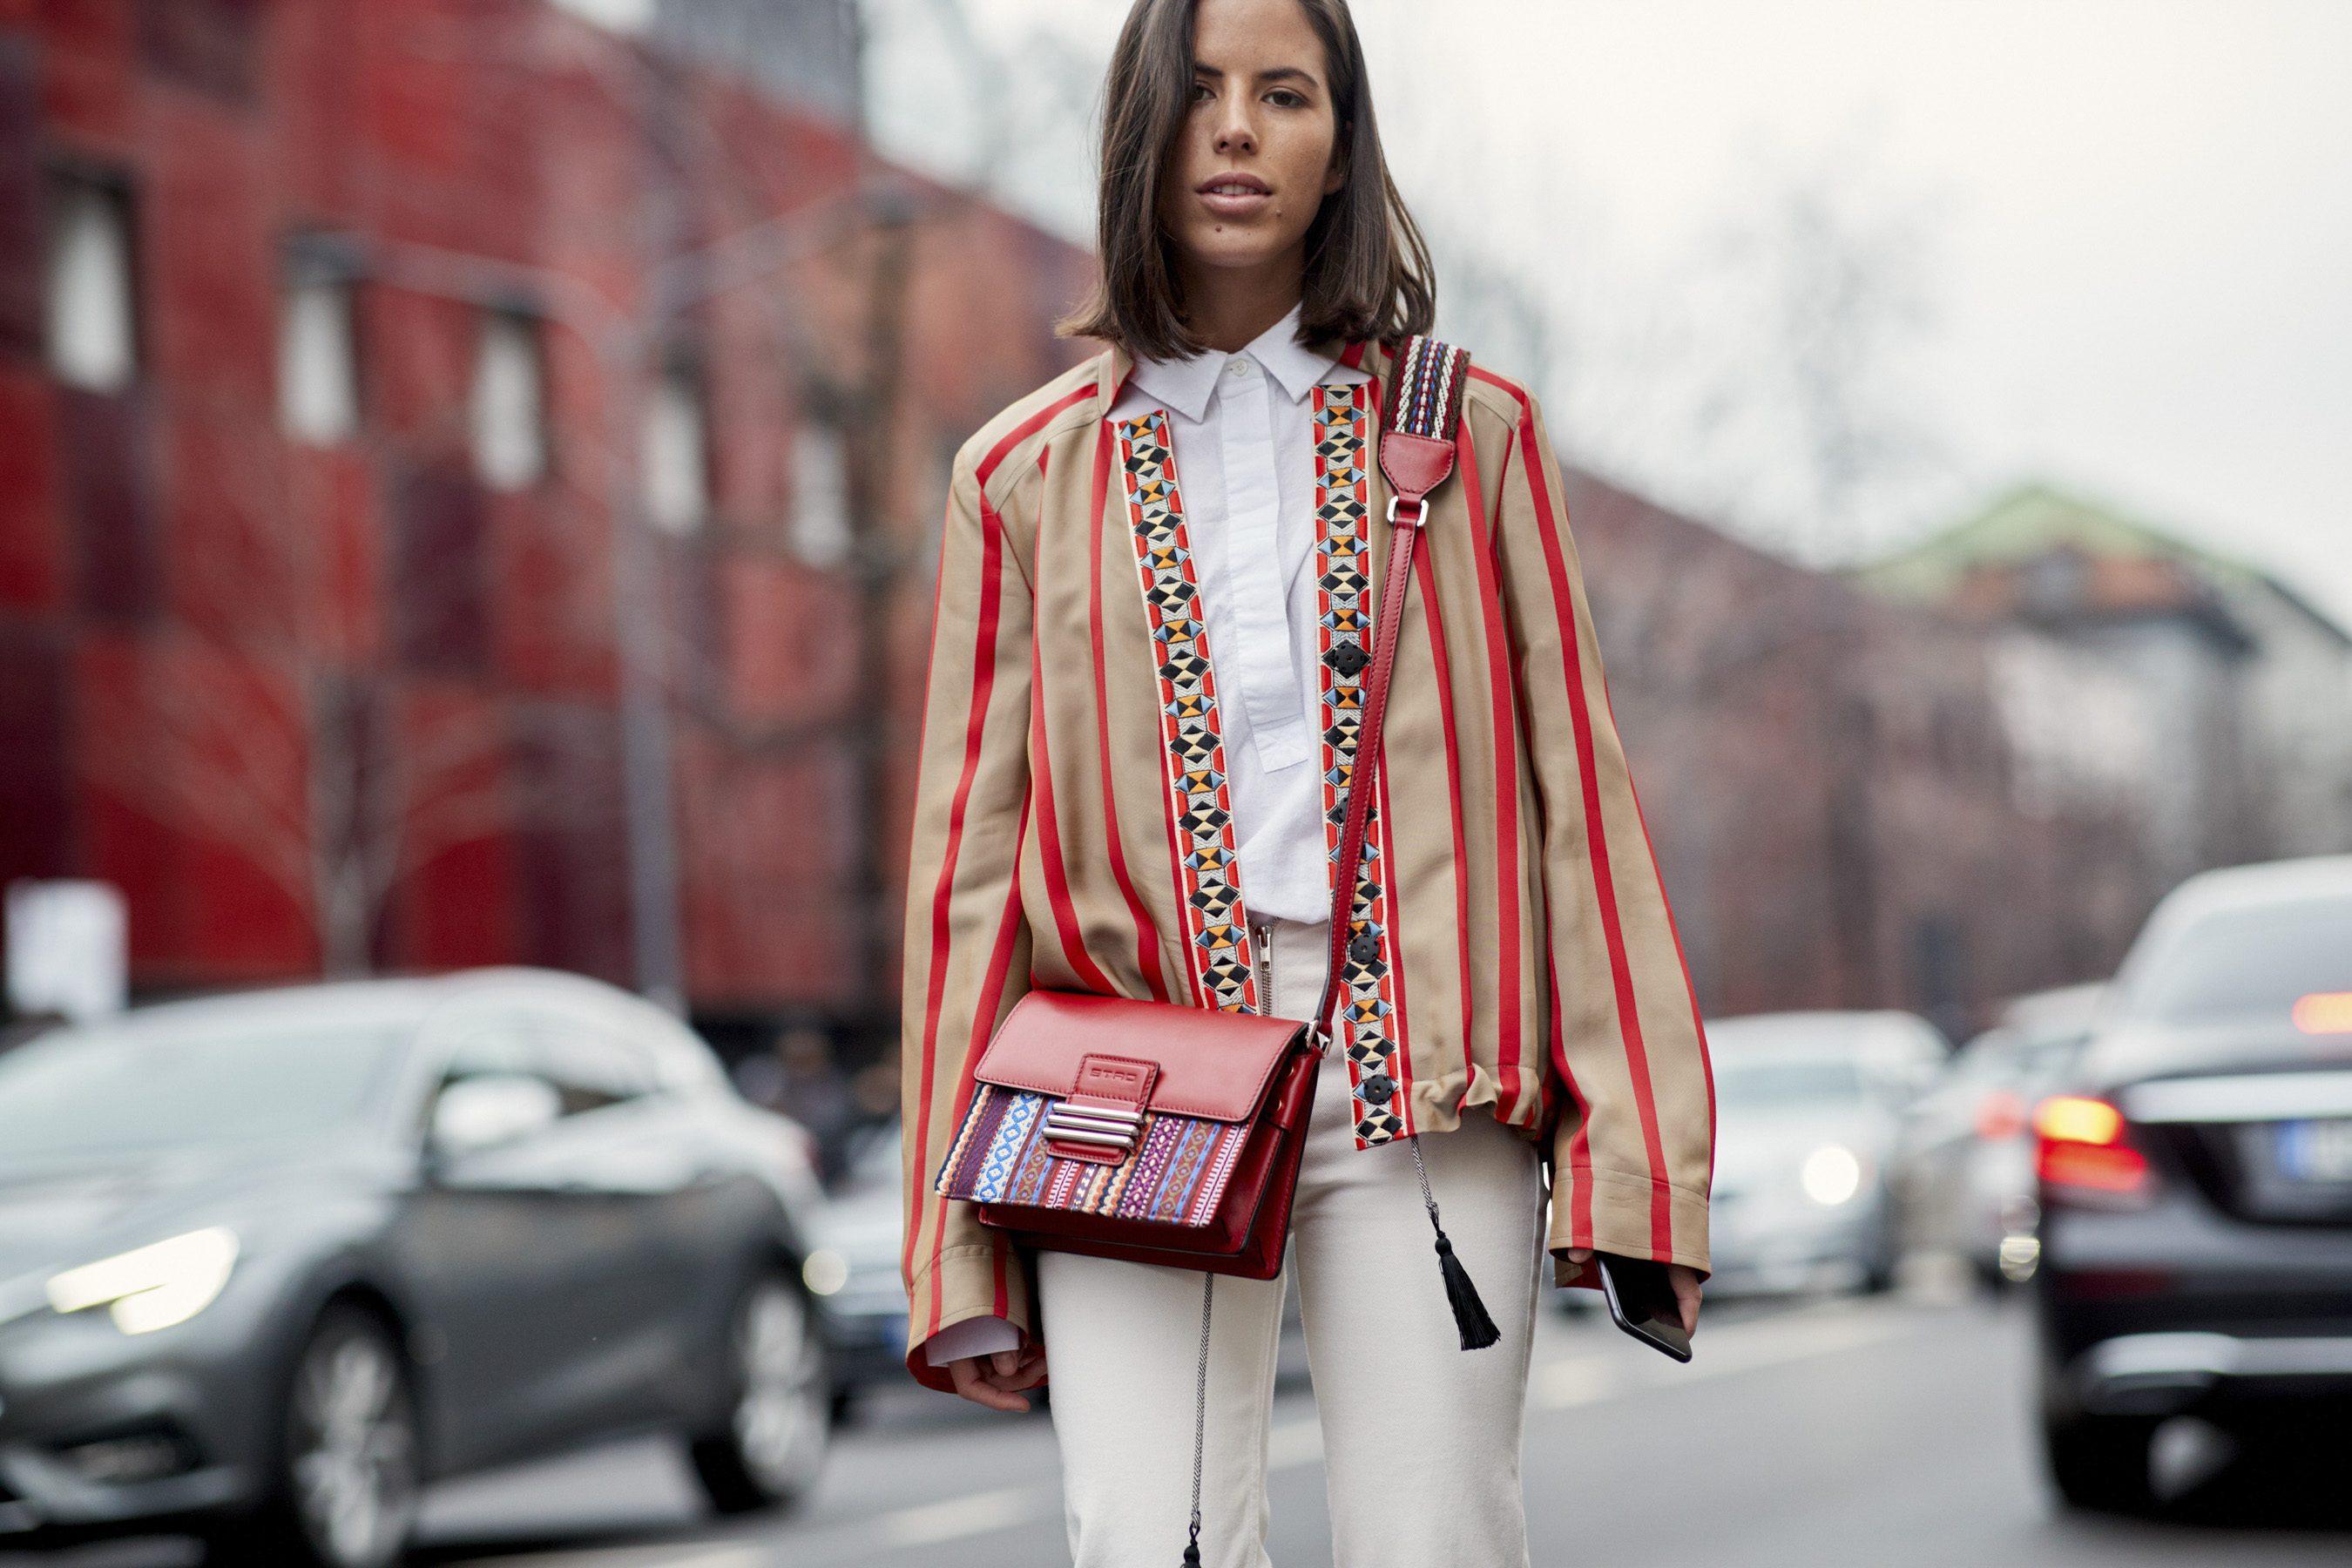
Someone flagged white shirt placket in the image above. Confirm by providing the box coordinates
[1216,355,1310,776]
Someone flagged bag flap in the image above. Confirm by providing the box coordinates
[974,990,1308,1122]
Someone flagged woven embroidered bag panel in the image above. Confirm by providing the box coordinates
[933,990,1316,1279]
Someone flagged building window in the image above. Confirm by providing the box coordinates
[641,369,708,535]
[45,176,136,394]
[792,422,850,567]
[279,270,359,445]
[470,311,545,490]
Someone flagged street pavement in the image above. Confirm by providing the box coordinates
[13,1284,2349,1567]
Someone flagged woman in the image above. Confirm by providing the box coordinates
[899,0,1713,1562]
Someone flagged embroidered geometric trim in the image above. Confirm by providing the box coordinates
[1314,384,1411,1147]
[1115,411,1262,1016]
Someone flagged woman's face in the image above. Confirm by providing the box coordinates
[1156,0,1346,290]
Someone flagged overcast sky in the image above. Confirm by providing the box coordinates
[863,0,2352,622]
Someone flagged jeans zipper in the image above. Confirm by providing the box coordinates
[1254,923,1274,1019]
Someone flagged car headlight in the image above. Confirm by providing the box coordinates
[1800,1146,1865,1207]
[46,1228,240,1334]
[802,1249,850,1297]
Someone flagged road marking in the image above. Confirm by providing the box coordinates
[438,1489,1059,1568]
[1534,1355,1625,1409]
[875,1484,1054,1547]
[446,1544,767,1568]
[1532,1302,1924,1410]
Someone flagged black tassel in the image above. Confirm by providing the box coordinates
[1432,1227,1502,1350]
[1408,1134,1501,1350]
[1182,1530,1201,1566]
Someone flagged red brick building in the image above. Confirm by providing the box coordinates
[0,0,1092,1039]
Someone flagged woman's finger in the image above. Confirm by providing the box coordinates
[949,1355,1032,1412]
[1665,1264,1704,1335]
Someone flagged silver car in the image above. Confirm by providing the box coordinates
[0,970,835,1567]
[1703,1011,1945,1294]
[798,1122,912,1411]
[1893,983,2104,1286]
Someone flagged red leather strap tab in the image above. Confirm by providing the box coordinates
[1378,429,1455,506]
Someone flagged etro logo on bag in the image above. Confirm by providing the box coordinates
[1073,1056,1157,1103]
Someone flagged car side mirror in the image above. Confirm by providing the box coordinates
[430,1074,561,1163]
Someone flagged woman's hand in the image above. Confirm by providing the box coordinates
[947,1344,1050,1412]
[1565,1247,1704,1336]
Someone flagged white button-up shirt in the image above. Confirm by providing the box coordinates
[1107,308,1373,927]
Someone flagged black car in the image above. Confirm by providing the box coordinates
[2034,855,2352,1512]
[0,969,835,1566]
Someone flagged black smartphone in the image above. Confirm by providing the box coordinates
[1597,1252,1692,1362]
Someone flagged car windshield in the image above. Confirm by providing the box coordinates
[1713,1060,1865,1112]
[2133,897,2352,1024]
[0,1020,405,1167]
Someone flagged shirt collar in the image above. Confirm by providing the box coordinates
[1126,306,1363,421]
[1247,308,1355,403]
[1126,342,1226,423]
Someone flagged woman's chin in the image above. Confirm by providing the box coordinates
[1175,232,1306,281]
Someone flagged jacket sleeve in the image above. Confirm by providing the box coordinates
[899,445,1037,1389]
[1479,383,1713,1281]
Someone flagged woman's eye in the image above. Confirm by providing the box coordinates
[1267,90,1308,109]
[1191,81,1214,104]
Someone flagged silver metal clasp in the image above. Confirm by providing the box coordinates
[1043,1101,1143,1154]
[1386,494,1426,526]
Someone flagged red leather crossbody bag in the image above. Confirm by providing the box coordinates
[931,337,1473,1280]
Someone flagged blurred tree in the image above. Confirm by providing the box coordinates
[1696,148,1944,562]
[860,0,1105,239]
[83,597,513,981]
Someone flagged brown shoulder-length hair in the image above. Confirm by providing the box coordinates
[1060,0,1436,359]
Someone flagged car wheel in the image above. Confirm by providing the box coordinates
[2044,1409,2158,1515]
[689,1272,832,1514]
[207,1305,419,1568]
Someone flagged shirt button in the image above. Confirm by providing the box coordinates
[1228,358,1252,377]
[1361,1073,1396,1105]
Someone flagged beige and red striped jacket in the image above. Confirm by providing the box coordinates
[899,338,1712,1388]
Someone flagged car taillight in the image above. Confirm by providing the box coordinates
[1974,1088,2026,1142]
[2294,992,2352,1035]
[2033,1095,2151,1197]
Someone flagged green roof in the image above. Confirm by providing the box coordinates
[1855,484,2261,604]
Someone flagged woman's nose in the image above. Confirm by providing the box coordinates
[1213,107,1258,157]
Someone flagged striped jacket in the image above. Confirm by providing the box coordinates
[899,338,1713,1386]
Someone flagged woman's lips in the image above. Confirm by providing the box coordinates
[1197,172,1272,219]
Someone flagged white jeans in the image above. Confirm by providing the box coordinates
[1037,919,1546,1567]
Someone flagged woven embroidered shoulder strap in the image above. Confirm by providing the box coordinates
[1383,336,1473,461]
[1312,335,1471,1037]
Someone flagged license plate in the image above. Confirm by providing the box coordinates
[2275,1119,2352,1182]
